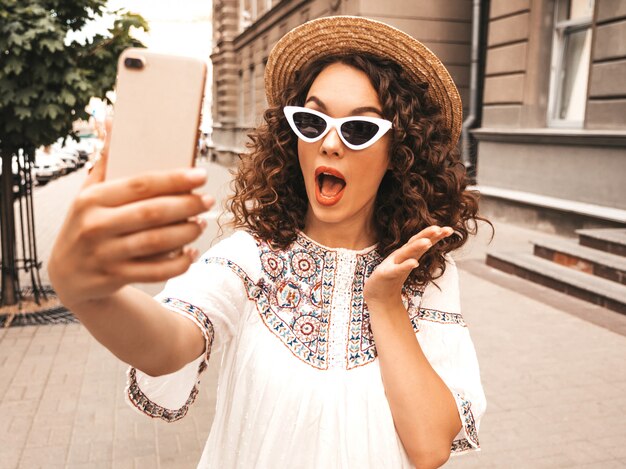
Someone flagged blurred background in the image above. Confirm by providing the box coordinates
[1,0,625,468]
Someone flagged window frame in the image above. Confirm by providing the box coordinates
[547,0,595,129]
[239,0,255,31]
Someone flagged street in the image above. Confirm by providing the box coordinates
[1,165,626,468]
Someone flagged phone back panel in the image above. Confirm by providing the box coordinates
[106,49,207,180]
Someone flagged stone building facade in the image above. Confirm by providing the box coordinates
[210,0,626,234]
[210,0,473,161]
[474,0,626,234]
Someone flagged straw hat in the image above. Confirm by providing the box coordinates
[265,15,463,147]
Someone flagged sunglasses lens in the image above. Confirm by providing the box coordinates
[293,112,327,138]
[341,121,380,146]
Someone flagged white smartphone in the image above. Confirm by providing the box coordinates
[106,48,207,180]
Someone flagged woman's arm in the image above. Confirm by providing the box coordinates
[48,126,213,377]
[68,285,205,377]
[365,226,460,468]
[369,298,460,468]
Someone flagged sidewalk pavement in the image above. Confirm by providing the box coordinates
[1,166,626,468]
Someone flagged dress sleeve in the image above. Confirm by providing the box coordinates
[415,255,487,455]
[125,230,260,422]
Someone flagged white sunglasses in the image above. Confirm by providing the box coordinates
[283,106,392,150]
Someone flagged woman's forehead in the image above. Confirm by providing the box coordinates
[305,62,382,113]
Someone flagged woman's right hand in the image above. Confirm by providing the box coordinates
[48,126,214,310]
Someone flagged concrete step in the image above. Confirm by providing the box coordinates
[533,237,626,286]
[576,228,626,257]
[486,251,626,315]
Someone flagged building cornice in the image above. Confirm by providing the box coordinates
[470,185,626,223]
[472,128,626,147]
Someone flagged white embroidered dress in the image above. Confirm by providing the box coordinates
[126,230,486,468]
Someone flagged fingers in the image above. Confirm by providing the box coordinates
[393,226,454,266]
[407,225,453,245]
[138,246,199,264]
[83,155,107,188]
[85,167,209,207]
[365,225,455,303]
[102,193,213,236]
[98,116,112,180]
[83,117,112,188]
[108,250,197,284]
[103,116,112,160]
[369,255,419,289]
[392,238,431,266]
[394,257,420,276]
[103,220,206,261]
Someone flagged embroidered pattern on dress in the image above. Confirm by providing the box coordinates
[160,297,216,359]
[127,367,200,422]
[451,439,475,453]
[126,298,214,422]
[345,259,430,369]
[205,249,333,370]
[204,234,464,371]
[451,393,480,452]
[403,282,425,334]
[345,250,382,369]
[417,308,467,327]
[204,257,259,293]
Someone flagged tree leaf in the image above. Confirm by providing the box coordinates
[60,90,76,106]
[0,2,146,152]
[14,106,32,120]
[3,56,24,76]
[40,37,64,53]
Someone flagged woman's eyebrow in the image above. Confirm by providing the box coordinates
[305,96,327,110]
[351,106,383,116]
[305,96,383,116]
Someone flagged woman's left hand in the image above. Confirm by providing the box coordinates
[364,225,454,308]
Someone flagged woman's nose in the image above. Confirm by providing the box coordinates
[319,127,344,158]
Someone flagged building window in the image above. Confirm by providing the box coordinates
[548,0,595,128]
[240,0,255,31]
[259,0,273,16]
[240,0,273,29]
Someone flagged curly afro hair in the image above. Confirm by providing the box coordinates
[228,53,492,287]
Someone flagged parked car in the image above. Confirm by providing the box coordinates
[70,145,93,164]
[53,136,98,166]
[34,148,64,185]
[58,154,79,172]
[75,149,89,165]
[55,158,71,175]
[33,164,58,186]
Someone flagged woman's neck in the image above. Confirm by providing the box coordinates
[302,214,377,250]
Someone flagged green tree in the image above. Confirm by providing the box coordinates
[0,0,147,305]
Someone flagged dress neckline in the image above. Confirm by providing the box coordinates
[295,230,379,255]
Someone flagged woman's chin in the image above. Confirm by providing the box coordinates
[307,202,348,226]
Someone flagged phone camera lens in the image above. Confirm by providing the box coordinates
[124,57,144,70]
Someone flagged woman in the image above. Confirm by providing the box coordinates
[49,16,488,468]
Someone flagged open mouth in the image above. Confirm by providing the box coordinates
[314,167,346,206]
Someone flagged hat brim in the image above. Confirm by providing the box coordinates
[264,16,463,147]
